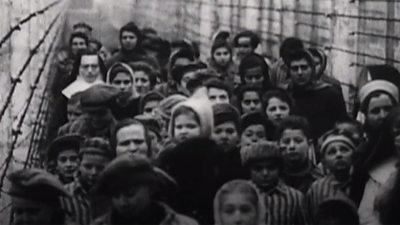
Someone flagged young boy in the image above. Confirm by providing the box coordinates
[306,132,357,222]
[93,154,198,225]
[47,134,83,184]
[241,141,308,225]
[212,103,247,181]
[60,137,113,225]
[240,112,268,147]
[276,116,323,193]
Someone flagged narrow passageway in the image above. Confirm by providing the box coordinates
[0,0,400,224]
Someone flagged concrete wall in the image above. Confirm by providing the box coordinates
[130,0,400,113]
[0,0,67,223]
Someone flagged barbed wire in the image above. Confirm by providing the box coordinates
[0,11,62,125]
[0,0,61,49]
[0,11,63,199]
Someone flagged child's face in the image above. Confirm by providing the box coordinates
[250,161,280,190]
[265,97,290,125]
[241,125,266,147]
[212,121,239,151]
[220,193,258,225]
[56,149,79,180]
[213,47,231,67]
[323,142,353,173]
[112,185,153,218]
[243,67,264,87]
[174,113,201,142]
[79,154,109,187]
[67,103,82,122]
[279,129,309,166]
[180,71,197,94]
[208,87,230,105]
[241,91,261,115]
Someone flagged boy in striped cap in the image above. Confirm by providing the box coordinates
[60,137,114,225]
[241,141,308,225]
[306,132,357,223]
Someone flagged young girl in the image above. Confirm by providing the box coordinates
[208,39,238,88]
[263,89,293,128]
[169,87,214,143]
[213,180,265,225]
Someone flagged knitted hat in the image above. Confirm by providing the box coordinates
[213,103,241,131]
[359,80,399,111]
[155,94,188,121]
[47,134,83,161]
[169,87,214,139]
[80,84,120,112]
[241,112,268,132]
[320,134,356,155]
[8,169,70,204]
[95,154,160,196]
[240,141,282,167]
[80,137,113,159]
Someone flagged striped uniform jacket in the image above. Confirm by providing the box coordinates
[257,181,309,225]
[60,180,92,225]
[306,175,351,221]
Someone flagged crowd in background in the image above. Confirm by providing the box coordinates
[7,20,400,225]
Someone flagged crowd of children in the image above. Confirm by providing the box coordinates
[7,21,400,225]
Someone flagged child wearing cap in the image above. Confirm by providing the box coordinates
[8,169,70,225]
[241,141,308,225]
[92,154,198,225]
[61,137,113,225]
[306,132,357,222]
[276,116,322,193]
[47,134,83,184]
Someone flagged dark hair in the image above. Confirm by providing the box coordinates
[129,61,157,87]
[111,119,152,157]
[237,85,263,113]
[239,53,271,90]
[275,115,311,140]
[211,39,232,60]
[279,37,304,63]
[119,22,143,44]
[69,32,89,47]
[139,91,165,114]
[263,89,294,115]
[69,49,107,83]
[204,78,233,98]
[233,30,260,49]
[171,62,206,83]
[169,48,195,70]
[89,39,102,51]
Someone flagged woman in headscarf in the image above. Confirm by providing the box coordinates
[358,106,400,225]
[106,62,141,120]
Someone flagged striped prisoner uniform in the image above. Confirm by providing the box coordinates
[60,179,92,225]
[306,175,351,222]
[257,180,309,225]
